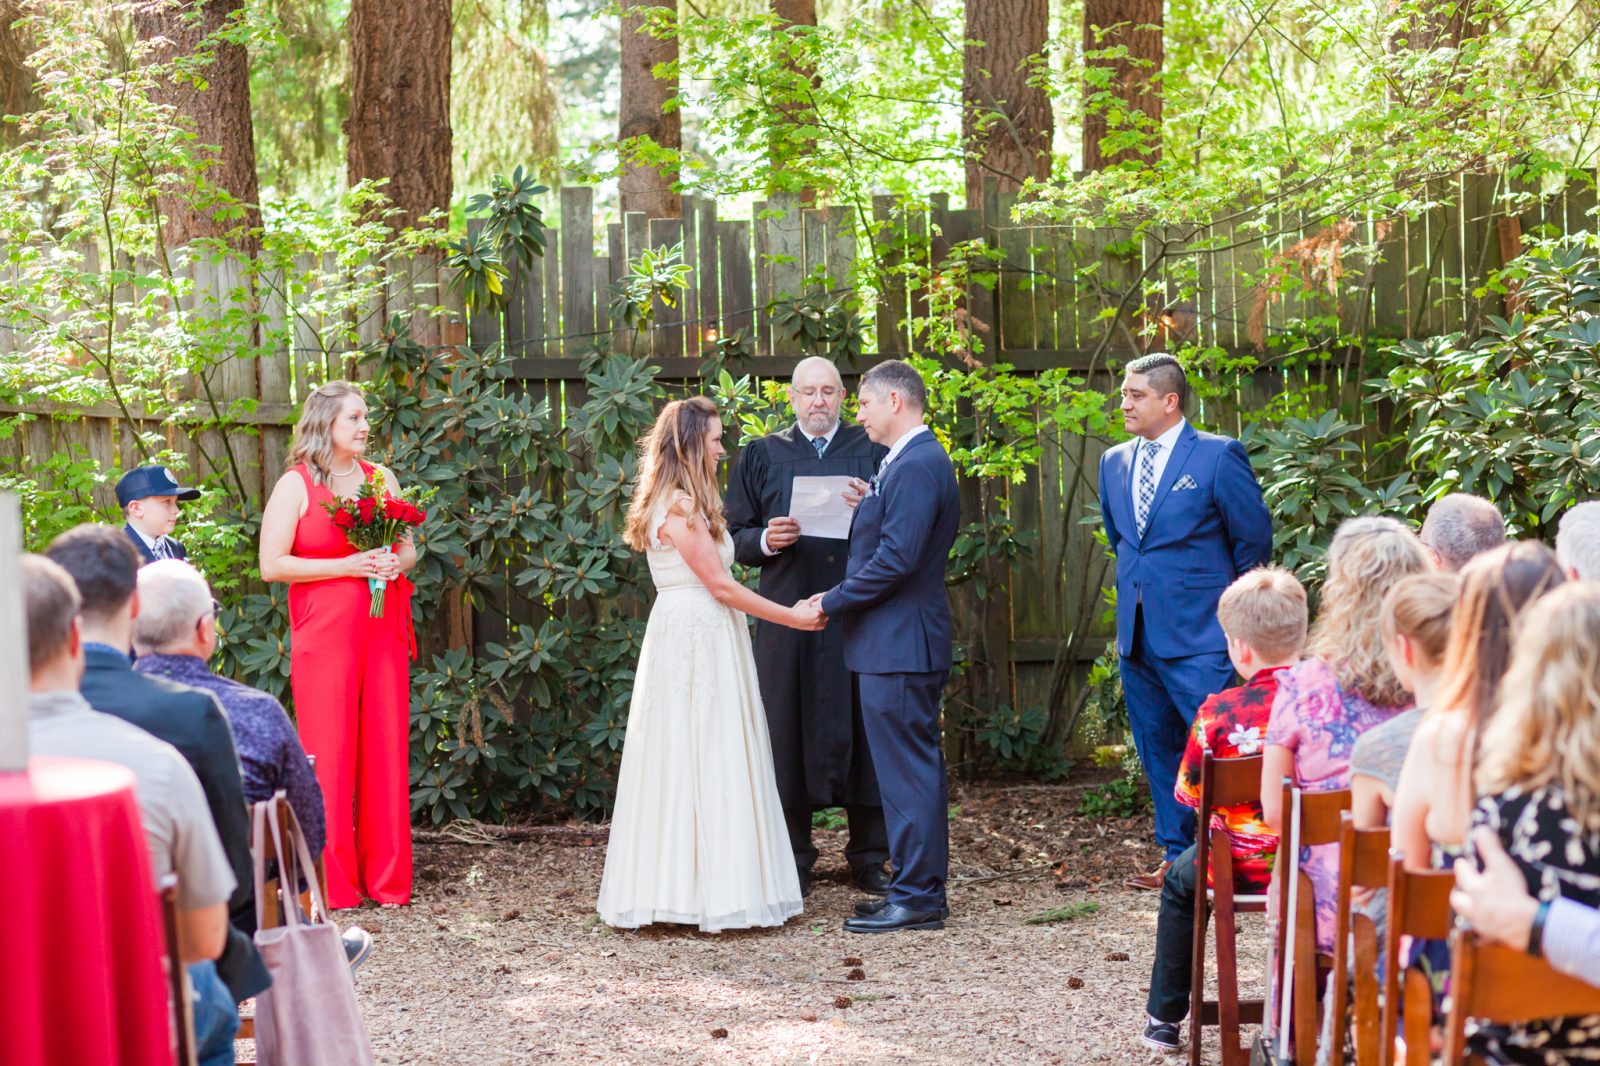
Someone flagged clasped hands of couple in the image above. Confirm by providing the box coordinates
[773,475,869,633]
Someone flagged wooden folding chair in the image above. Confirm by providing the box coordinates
[1442,924,1600,1065]
[158,873,199,1066]
[1328,812,1390,1066]
[1270,780,1351,1066]
[1188,752,1269,1066]
[1378,853,1453,1066]
[237,793,329,1066]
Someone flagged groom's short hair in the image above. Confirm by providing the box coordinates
[860,360,926,411]
[1126,352,1187,409]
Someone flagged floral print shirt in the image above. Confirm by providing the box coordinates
[1176,665,1287,893]
[1266,656,1409,954]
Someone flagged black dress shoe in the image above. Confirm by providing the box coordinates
[850,864,892,896]
[842,902,946,933]
[797,868,813,898]
[854,897,949,919]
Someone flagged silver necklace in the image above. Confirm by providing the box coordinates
[330,459,358,478]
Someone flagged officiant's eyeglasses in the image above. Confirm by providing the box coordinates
[794,386,840,399]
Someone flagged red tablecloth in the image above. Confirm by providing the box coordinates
[0,755,171,1066]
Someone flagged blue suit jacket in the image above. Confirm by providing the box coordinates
[821,430,961,674]
[123,522,186,564]
[1098,423,1273,660]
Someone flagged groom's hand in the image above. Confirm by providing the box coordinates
[842,477,869,510]
[766,516,801,550]
[791,598,827,630]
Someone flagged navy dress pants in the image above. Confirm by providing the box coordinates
[857,670,950,913]
[1119,611,1235,859]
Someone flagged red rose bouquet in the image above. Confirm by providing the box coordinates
[321,468,432,617]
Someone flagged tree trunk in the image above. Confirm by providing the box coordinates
[1081,0,1163,171]
[770,0,820,204]
[1386,0,1486,105]
[618,0,680,219]
[962,0,1052,206]
[133,0,262,252]
[346,0,452,234]
[0,0,37,148]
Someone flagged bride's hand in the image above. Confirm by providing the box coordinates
[790,599,827,631]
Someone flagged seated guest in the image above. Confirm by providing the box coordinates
[1262,517,1429,961]
[1556,500,1600,581]
[1419,493,1506,572]
[1349,572,1459,830]
[133,560,328,857]
[43,525,269,1004]
[1467,582,1600,1062]
[1455,827,1600,989]
[1391,543,1564,866]
[1141,567,1307,1054]
[116,464,201,564]
[23,555,239,1066]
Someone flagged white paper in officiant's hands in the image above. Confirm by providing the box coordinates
[787,475,855,540]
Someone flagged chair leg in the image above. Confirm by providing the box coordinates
[1191,892,1210,1066]
[1351,919,1380,1066]
[1293,878,1320,1066]
[1401,967,1434,1066]
[1215,896,1249,1066]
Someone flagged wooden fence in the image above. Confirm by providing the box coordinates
[3,168,1597,729]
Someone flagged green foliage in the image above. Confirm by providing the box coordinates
[1079,766,1148,819]
[1023,901,1100,926]
[446,228,509,317]
[608,242,692,339]
[466,165,550,272]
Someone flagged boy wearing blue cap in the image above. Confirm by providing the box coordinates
[116,465,201,564]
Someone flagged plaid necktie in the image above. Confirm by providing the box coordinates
[812,436,827,460]
[1135,439,1161,537]
[153,537,171,560]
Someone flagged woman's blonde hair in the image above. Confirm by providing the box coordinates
[623,396,727,552]
[1306,516,1431,707]
[288,380,365,485]
[1477,581,1600,826]
[1381,571,1461,665]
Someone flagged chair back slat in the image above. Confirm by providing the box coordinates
[1329,812,1392,1066]
[1378,853,1454,1066]
[1449,930,1600,1024]
[1272,780,1352,1065]
[158,873,199,1066]
[1204,753,1266,809]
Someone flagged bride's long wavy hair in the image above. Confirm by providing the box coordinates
[623,396,727,552]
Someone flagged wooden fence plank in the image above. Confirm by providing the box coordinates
[717,219,754,348]
[543,223,563,360]
[767,193,805,357]
[752,199,773,356]
[872,195,906,354]
[561,186,596,350]
[697,199,720,341]
[648,217,684,360]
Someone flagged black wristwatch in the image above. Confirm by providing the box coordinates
[1528,899,1553,959]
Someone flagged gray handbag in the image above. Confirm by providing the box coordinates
[250,796,375,1066]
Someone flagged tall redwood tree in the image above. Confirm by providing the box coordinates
[1082,0,1163,171]
[962,0,1052,205]
[345,0,452,234]
[618,0,680,218]
[771,0,820,203]
[133,0,262,251]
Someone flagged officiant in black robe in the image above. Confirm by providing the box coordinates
[725,357,891,896]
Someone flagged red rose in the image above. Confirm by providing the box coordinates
[384,497,406,520]
[333,509,356,531]
[357,496,377,523]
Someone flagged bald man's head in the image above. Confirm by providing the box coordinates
[790,356,844,437]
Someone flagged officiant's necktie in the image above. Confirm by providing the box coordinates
[812,436,827,460]
[1134,439,1161,537]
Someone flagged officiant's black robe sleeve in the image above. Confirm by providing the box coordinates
[724,424,887,809]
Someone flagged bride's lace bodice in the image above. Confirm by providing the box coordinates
[647,496,734,592]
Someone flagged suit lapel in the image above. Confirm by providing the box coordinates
[1141,423,1197,536]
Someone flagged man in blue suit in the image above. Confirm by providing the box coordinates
[1098,353,1273,890]
[816,360,961,934]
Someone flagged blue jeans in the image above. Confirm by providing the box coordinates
[188,960,240,1066]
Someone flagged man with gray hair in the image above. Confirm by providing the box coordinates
[726,355,891,897]
[1557,501,1600,580]
[1419,493,1506,571]
[131,560,367,969]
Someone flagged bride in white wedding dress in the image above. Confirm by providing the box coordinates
[597,396,826,932]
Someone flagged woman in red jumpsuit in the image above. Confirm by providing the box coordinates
[260,380,416,908]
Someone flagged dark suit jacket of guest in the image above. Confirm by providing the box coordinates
[726,423,887,808]
[821,430,961,675]
[81,647,269,1001]
[1097,422,1273,660]
[123,522,187,564]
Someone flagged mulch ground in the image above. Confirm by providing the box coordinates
[321,777,1267,1065]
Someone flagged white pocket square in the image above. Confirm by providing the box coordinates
[1172,475,1198,492]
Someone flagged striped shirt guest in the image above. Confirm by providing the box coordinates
[132,560,327,859]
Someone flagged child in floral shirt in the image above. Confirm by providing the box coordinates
[1142,566,1308,1053]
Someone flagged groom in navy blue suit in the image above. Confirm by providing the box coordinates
[1098,354,1272,890]
[816,360,961,933]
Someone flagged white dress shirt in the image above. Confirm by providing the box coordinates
[878,423,930,477]
[760,421,843,556]
[1132,419,1187,511]
[129,522,174,560]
